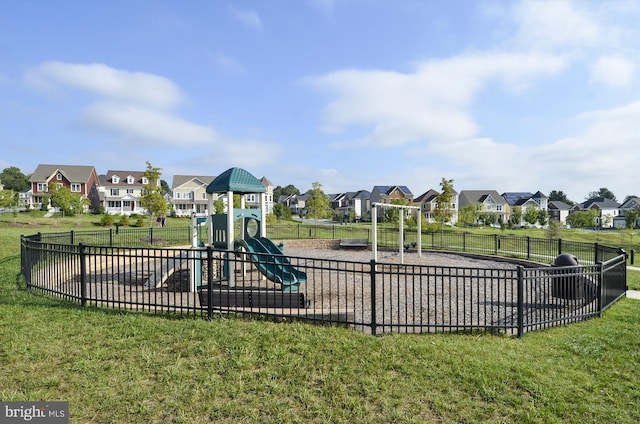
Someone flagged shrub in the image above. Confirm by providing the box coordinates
[100,213,114,226]
[118,214,130,227]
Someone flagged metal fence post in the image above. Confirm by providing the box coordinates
[370,259,377,336]
[207,245,214,320]
[558,238,562,256]
[517,266,524,338]
[526,236,530,259]
[79,243,87,307]
[596,262,603,317]
[594,243,599,264]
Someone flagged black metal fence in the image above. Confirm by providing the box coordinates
[20,227,628,337]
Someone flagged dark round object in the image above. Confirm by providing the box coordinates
[553,253,578,267]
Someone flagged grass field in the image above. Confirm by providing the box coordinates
[1,212,640,423]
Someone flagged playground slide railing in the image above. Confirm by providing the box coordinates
[20,230,628,337]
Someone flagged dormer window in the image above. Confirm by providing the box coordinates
[56,172,62,180]
[142,177,149,185]
[112,175,120,184]
[127,176,134,184]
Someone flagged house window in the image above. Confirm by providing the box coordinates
[188,192,193,199]
[202,192,207,200]
[142,177,149,185]
[107,201,121,208]
[127,189,134,194]
[56,172,62,180]
[38,183,48,192]
[496,205,502,211]
[127,176,134,184]
[71,184,81,193]
[110,189,120,196]
[112,176,119,184]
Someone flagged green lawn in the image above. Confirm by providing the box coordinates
[1,214,640,423]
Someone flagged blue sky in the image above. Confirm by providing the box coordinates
[1,0,638,203]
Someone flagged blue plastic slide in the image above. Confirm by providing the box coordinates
[235,237,307,292]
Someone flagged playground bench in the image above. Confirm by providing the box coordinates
[339,238,369,249]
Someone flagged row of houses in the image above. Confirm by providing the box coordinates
[286,186,638,229]
[16,164,640,229]
[19,164,275,218]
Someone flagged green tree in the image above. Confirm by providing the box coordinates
[305,182,329,222]
[273,202,292,220]
[48,184,87,216]
[0,166,30,192]
[545,219,563,239]
[509,206,523,226]
[0,189,19,210]
[537,209,549,226]
[457,204,479,227]
[434,178,455,231]
[586,187,616,202]
[160,179,171,195]
[548,190,574,206]
[213,198,225,214]
[625,209,639,229]
[140,161,168,226]
[273,184,300,201]
[524,206,539,226]
[566,209,598,228]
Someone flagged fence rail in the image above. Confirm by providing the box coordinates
[20,226,629,337]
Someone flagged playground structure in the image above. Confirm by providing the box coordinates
[204,167,307,292]
[144,167,308,296]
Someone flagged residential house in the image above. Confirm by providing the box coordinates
[613,196,640,228]
[101,170,155,216]
[278,192,312,216]
[458,190,508,224]
[28,164,101,211]
[572,197,620,228]
[370,185,415,221]
[171,175,216,217]
[415,188,459,225]
[244,177,274,214]
[502,191,549,225]
[344,190,371,221]
[548,201,572,225]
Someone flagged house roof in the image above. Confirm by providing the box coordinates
[619,197,640,210]
[580,197,620,209]
[501,192,534,206]
[548,200,572,210]
[373,185,413,195]
[206,167,266,194]
[102,170,147,187]
[171,175,216,189]
[458,190,506,206]
[29,164,97,183]
[415,189,439,203]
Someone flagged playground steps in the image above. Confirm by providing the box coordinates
[198,289,308,308]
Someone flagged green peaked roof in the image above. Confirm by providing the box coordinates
[206,167,266,194]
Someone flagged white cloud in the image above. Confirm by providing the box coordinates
[510,0,603,52]
[81,102,216,146]
[308,52,565,148]
[591,56,635,87]
[229,6,262,30]
[25,62,184,109]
